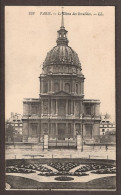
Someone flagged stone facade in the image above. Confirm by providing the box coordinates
[100,114,116,136]
[6,112,23,135]
[22,15,101,149]
[6,112,23,142]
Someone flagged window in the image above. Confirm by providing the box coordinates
[43,82,48,93]
[31,105,38,114]
[102,129,105,132]
[85,125,92,139]
[53,99,56,114]
[54,82,59,92]
[43,123,48,131]
[32,124,37,136]
[43,100,48,114]
[65,83,70,93]
[86,106,91,115]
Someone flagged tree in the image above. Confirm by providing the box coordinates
[5,124,16,142]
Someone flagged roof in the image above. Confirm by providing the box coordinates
[43,45,81,67]
[83,99,100,104]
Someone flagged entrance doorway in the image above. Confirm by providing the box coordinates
[58,123,66,140]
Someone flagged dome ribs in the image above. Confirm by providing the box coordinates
[43,45,81,68]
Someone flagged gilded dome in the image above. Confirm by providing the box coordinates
[43,45,81,67]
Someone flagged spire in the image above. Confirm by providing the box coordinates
[61,7,64,29]
[56,7,69,46]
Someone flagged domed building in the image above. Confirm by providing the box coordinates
[22,13,101,149]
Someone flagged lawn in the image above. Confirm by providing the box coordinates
[6,175,116,190]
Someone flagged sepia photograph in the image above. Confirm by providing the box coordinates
[5,6,116,190]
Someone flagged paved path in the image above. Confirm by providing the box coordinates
[5,148,116,160]
[44,164,58,172]
[69,164,85,173]
[6,171,116,183]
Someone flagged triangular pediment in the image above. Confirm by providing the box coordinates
[53,90,71,96]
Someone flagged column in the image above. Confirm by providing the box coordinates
[60,79,61,90]
[95,104,100,116]
[50,99,53,115]
[94,104,96,115]
[38,122,40,142]
[41,78,43,93]
[48,98,50,115]
[56,99,58,115]
[61,80,63,91]
[50,79,52,92]
[66,99,68,115]
[48,80,49,92]
[80,101,83,115]
[79,101,81,117]
[82,81,84,94]
[74,122,76,136]
[71,100,73,115]
[39,120,42,141]
[73,100,75,116]
[41,100,43,115]
[40,77,41,94]
[56,123,58,139]
[66,123,68,138]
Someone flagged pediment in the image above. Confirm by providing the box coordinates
[53,90,71,96]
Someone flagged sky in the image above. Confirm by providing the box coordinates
[5,6,115,121]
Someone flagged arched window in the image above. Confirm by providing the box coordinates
[54,82,59,92]
[65,83,70,93]
[76,83,78,94]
